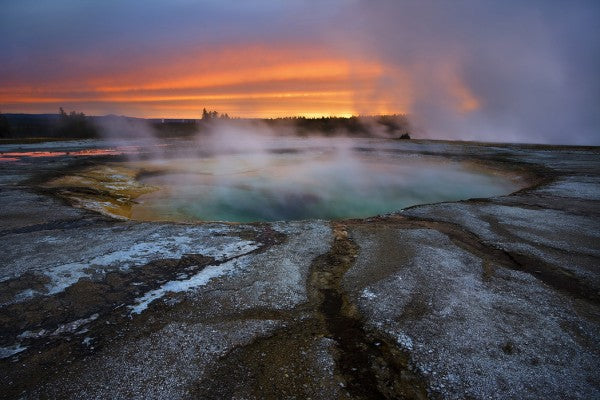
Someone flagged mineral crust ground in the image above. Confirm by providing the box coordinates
[0,139,599,399]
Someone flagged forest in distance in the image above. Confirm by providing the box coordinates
[0,109,412,141]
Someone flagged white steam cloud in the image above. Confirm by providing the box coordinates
[97,120,524,222]
[335,0,600,144]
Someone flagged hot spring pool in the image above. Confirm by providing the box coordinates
[123,147,524,223]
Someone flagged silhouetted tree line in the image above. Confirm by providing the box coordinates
[0,112,11,137]
[1,108,411,140]
[152,119,198,137]
[265,114,411,139]
[0,108,98,139]
[56,108,98,138]
[0,113,59,139]
[291,116,367,135]
[202,108,230,120]
[151,108,230,137]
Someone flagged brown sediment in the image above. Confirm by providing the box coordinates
[189,319,332,399]
[41,164,157,219]
[307,223,429,399]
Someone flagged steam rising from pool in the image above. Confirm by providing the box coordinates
[97,120,523,222]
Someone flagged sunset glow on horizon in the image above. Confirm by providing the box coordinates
[0,44,412,119]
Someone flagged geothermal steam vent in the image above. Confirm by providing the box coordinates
[48,139,525,223]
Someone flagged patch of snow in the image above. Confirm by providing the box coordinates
[129,256,250,314]
[39,235,258,297]
[208,241,260,260]
[0,344,27,359]
[17,314,99,341]
[18,329,47,339]
[51,313,99,335]
[14,288,36,302]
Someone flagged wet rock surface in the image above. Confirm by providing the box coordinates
[0,139,599,399]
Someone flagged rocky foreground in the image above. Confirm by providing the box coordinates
[0,140,599,399]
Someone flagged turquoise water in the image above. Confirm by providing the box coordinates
[132,149,521,222]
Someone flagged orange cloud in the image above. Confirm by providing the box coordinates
[1,44,399,117]
[0,44,472,119]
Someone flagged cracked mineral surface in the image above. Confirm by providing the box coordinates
[0,139,598,399]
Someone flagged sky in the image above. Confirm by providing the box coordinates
[1,0,599,144]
